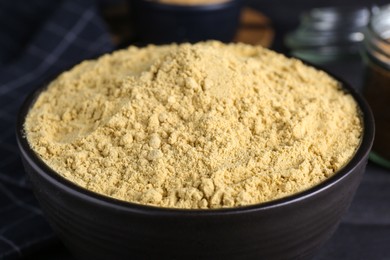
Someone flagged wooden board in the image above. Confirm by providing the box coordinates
[234,8,274,47]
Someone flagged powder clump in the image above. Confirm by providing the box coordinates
[25,41,363,209]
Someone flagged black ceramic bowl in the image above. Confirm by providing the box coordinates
[16,72,374,260]
[131,0,242,44]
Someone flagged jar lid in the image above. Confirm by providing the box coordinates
[364,4,390,68]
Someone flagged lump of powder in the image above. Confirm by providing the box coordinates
[25,41,363,209]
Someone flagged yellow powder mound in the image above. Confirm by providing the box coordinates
[25,41,362,209]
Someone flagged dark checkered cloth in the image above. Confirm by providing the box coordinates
[0,0,113,258]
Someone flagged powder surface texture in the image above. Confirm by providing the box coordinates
[25,41,363,209]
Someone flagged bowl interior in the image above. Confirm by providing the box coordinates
[16,64,375,216]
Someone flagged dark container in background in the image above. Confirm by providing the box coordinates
[362,4,390,168]
[131,0,242,44]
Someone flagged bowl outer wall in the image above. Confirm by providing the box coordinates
[16,72,374,260]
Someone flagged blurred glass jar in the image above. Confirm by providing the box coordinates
[362,4,390,168]
[285,6,370,64]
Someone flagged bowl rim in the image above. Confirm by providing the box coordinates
[133,0,242,11]
[16,64,375,217]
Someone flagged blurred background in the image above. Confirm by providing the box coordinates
[0,0,389,259]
